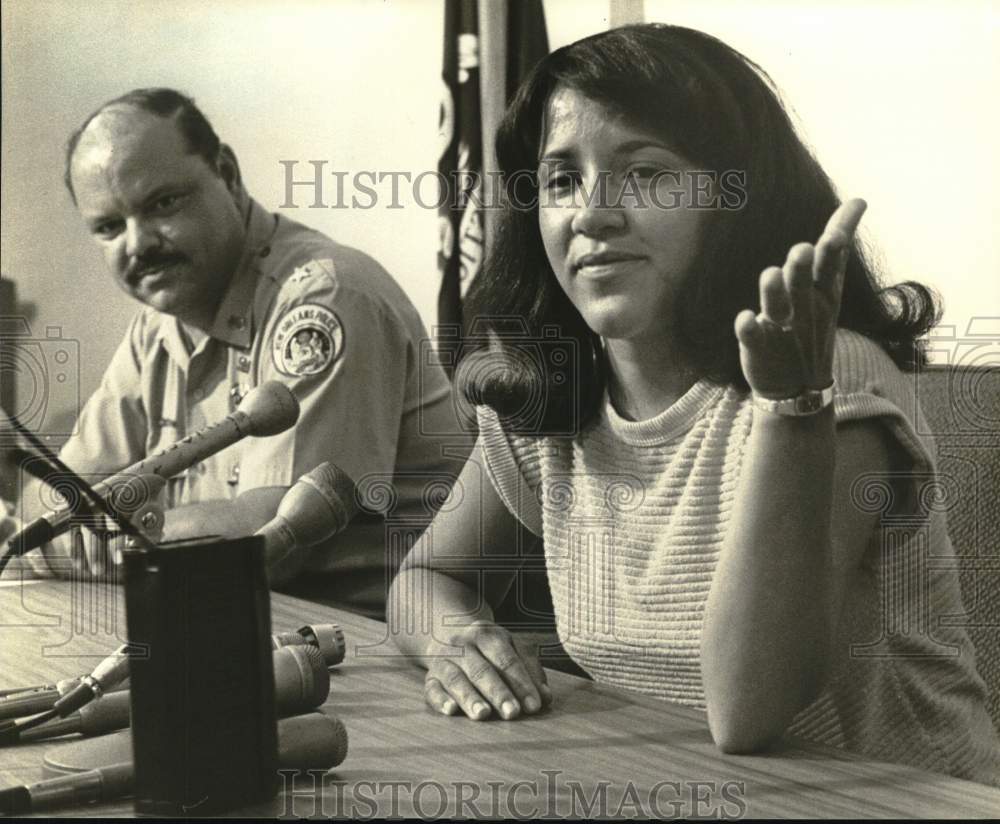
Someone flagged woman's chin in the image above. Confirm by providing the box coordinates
[579,307,652,341]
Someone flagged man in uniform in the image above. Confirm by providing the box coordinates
[2,88,465,618]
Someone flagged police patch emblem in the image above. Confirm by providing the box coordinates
[272,304,343,377]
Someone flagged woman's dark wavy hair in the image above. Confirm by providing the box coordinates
[462,23,939,435]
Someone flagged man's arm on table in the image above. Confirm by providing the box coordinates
[161,486,308,585]
[4,479,286,577]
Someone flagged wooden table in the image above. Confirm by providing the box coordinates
[1,578,998,819]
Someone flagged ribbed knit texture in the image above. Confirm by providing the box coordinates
[478,329,1000,785]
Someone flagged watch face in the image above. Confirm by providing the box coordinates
[796,393,824,414]
[753,383,833,416]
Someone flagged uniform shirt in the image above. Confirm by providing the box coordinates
[60,199,465,616]
[476,329,1000,784]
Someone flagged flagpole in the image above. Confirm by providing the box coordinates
[436,0,548,356]
[609,0,645,27]
[479,0,507,261]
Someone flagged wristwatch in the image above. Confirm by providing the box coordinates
[751,380,836,416]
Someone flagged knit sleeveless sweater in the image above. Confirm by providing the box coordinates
[477,329,999,785]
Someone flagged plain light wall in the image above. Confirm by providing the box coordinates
[2,0,998,428]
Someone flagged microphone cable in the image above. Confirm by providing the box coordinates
[0,708,59,747]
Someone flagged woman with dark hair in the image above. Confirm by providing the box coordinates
[389,24,998,783]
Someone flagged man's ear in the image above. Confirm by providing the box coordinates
[216,144,243,196]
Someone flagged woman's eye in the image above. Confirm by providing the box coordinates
[542,171,579,191]
[624,165,663,183]
[538,161,579,191]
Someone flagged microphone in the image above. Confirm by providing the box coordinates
[7,381,300,556]
[0,622,343,721]
[272,624,346,667]
[276,710,349,770]
[255,462,358,568]
[0,680,130,722]
[52,644,133,718]
[273,645,330,717]
[0,711,348,814]
[0,646,329,745]
[18,690,130,743]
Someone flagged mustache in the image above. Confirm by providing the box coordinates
[126,251,188,283]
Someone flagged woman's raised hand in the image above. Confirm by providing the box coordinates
[423,620,552,720]
[734,199,867,399]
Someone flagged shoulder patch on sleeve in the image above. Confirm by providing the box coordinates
[287,258,337,286]
[308,258,337,279]
[271,303,344,377]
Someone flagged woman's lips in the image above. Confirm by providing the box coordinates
[575,254,644,278]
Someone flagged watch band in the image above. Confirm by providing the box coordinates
[751,380,836,416]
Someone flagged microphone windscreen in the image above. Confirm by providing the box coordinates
[239,381,300,437]
[299,624,346,667]
[78,689,131,735]
[301,462,358,529]
[273,645,330,715]
[277,711,349,770]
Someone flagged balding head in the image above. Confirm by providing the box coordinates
[65,88,221,202]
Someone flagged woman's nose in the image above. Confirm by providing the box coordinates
[569,175,626,237]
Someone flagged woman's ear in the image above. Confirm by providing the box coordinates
[216,144,243,196]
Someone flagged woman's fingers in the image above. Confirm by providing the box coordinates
[434,658,494,720]
[512,636,553,707]
[423,626,551,720]
[814,198,867,297]
[424,675,459,716]
[733,309,762,348]
[758,266,790,327]
[478,632,546,714]
[437,647,524,720]
[813,231,845,284]
[821,197,867,242]
[463,645,527,719]
[783,243,815,330]
[736,198,867,397]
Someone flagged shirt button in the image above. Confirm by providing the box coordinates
[237,355,251,370]
[259,246,271,259]
[228,464,240,485]
[228,315,246,330]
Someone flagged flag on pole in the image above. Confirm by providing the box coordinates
[436,0,548,373]
[436,0,483,371]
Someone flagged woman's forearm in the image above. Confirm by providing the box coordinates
[701,406,836,751]
[388,565,495,663]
